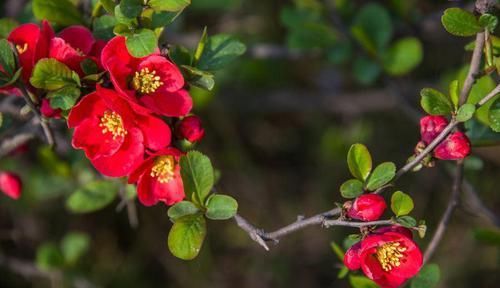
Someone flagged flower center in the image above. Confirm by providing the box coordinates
[150,156,176,183]
[16,43,28,54]
[132,68,163,94]
[99,110,127,139]
[376,242,407,272]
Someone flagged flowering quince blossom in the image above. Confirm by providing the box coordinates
[0,171,22,200]
[344,226,422,288]
[128,147,185,206]
[67,86,171,177]
[176,115,205,142]
[101,36,192,117]
[346,194,387,221]
[434,131,471,160]
[420,115,447,145]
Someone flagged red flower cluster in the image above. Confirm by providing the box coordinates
[346,194,387,221]
[419,116,471,160]
[344,226,422,288]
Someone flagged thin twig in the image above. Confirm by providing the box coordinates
[0,132,35,157]
[460,32,485,105]
[18,85,55,147]
[117,185,139,229]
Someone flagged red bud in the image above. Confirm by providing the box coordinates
[420,115,448,144]
[0,171,22,199]
[347,194,386,221]
[176,115,205,143]
[434,131,471,160]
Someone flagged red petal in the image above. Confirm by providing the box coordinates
[36,20,55,62]
[137,55,184,92]
[344,242,362,270]
[140,89,193,117]
[137,165,184,206]
[72,117,124,159]
[128,157,155,184]
[68,92,107,127]
[8,23,40,80]
[49,37,86,74]
[58,25,95,55]
[136,114,171,151]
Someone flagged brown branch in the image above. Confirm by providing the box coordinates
[0,132,35,157]
[18,85,55,147]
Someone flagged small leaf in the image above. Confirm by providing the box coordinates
[330,241,345,261]
[488,98,500,132]
[168,201,199,220]
[120,0,143,18]
[180,151,215,205]
[149,0,191,12]
[170,45,193,67]
[167,213,206,260]
[391,191,414,216]
[343,234,361,250]
[337,266,349,279]
[347,143,372,181]
[365,162,396,191]
[93,15,117,40]
[61,232,90,265]
[30,59,79,90]
[205,194,238,220]
[411,264,440,288]
[100,0,117,14]
[382,37,423,75]
[396,215,417,227]
[151,11,181,28]
[47,85,81,110]
[36,243,64,271]
[441,7,482,37]
[351,3,392,53]
[80,59,99,76]
[197,34,246,71]
[449,80,459,109]
[181,65,215,91]
[474,228,500,246]
[420,88,453,115]
[349,275,379,288]
[0,39,15,75]
[340,179,364,199]
[456,103,476,122]
[352,56,381,85]
[66,180,118,213]
[479,14,498,32]
[194,27,208,64]
[33,0,84,26]
[125,29,157,58]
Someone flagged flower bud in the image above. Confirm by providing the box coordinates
[347,194,386,221]
[420,115,448,144]
[434,131,471,160]
[176,115,205,143]
[40,98,61,119]
[343,242,361,270]
[0,171,22,199]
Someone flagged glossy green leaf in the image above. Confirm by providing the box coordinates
[479,14,498,32]
[168,213,206,260]
[0,39,16,75]
[340,179,364,199]
[441,8,481,37]
[347,143,372,181]
[168,201,200,220]
[449,80,459,109]
[330,241,344,261]
[47,85,81,110]
[149,0,191,12]
[180,151,215,205]
[456,103,476,122]
[181,65,215,91]
[121,0,143,18]
[30,59,79,90]
[93,15,117,40]
[151,11,181,28]
[411,264,440,288]
[465,119,500,146]
[349,275,379,288]
[396,215,417,227]
[351,3,392,52]
[382,37,423,75]
[391,191,414,217]
[66,180,118,213]
[353,56,380,85]
[36,243,64,271]
[194,27,208,64]
[125,29,157,57]
[33,0,84,26]
[420,88,453,115]
[61,232,90,265]
[197,34,246,71]
[205,194,238,220]
[488,98,500,132]
[365,162,396,191]
[100,0,117,14]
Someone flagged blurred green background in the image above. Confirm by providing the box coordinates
[0,0,499,287]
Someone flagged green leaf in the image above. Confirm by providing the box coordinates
[352,56,381,85]
[340,179,364,199]
[286,22,337,51]
[30,59,79,90]
[396,215,417,227]
[391,191,414,216]
[347,143,372,181]
[365,162,396,191]
[61,232,90,265]
[465,118,500,146]
[180,151,215,205]
[420,88,453,115]
[456,103,476,122]
[181,65,215,91]
[36,243,64,271]
[151,11,181,28]
[441,7,482,37]
[0,18,18,38]
[100,0,117,14]
[0,39,15,75]
[194,27,208,64]
[411,264,441,288]
[80,58,99,76]
[197,34,246,71]
[47,85,81,110]
[337,266,349,279]
[382,37,423,75]
[474,228,500,246]
[170,45,193,67]
[121,0,143,18]
[449,80,459,109]
[488,98,500,132]
[115,5,137,25]
[168,213,206,260]
[479,14,498,32]
[349,275,379,288]
[66,180,118,213]
[343,234,361,250]
[205,194,238,220]
[351,3,392,53]
[168,201,199,220]
[149,0,191,12]
[125,29,157,58]
[33,0,84,26]
[93,15,117,40]
[330,241,345,261]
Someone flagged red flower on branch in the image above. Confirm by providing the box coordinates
[420,115,447,145]
[101,36,192,117]
[344,227,422,288]
[346,194,387,221]
[128,147,185,206]
[0,171,22,200]
[434,131,471,160]
[68,86,171,177]
[176,115,205,143]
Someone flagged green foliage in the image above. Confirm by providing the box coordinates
[478,14,498,32]
[488,98,500,132]
[168,201,200,220]
[47,85,81,110]
[411,264,441,288]
[121,0,143,18]
[149,0,191,12]
[456,103,476,122]
[340,179,364,199]
[100,0,117,14]
[181,65,215,91]
[441,8,482,37]
[180,151,215,205]
[33,0,84,26]
[365,162,396,191]
[151,11,181,28]
[0,39,16,76]
[391,191,414,217]
[352,56,380,85]
[36,243,64,271]
[205,194,238,220]
[0,18,18,38]
[168,213,206,260]
[382,37,423,76]
[61,232,90,265]
[30,59,80,90]
[125,29,157,57]
[197,34,247,71]
[351,3,392,54]
[93,15,117,40]
[474,228,500,246]
[66,180,118,213]
[449,80,460,109]
[396,215,417,227]
[347,143,372,181]
[330,241,344,261]
[465,119,500,146]
[349,275,379,288]
[343,234,361,250]
[420,88,453,115]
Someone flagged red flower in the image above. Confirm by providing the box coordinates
[420,116,447,145]
[347,194,387,221]
[8,20,54,81]
[176,115,205,142]
[128,147,185,206]
[0,171,22,200]
[434,131,471,160]
[344,227,422,288]
[101,36,192,117]
[40,98,61,119]
[49,26,103,76]
[68,86,171,177]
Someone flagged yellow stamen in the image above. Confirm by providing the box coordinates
[150,156,176,183]
[376,242,407,272]
[132,67,163,94]
[99,111,127,139]
[16,43,28,54]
